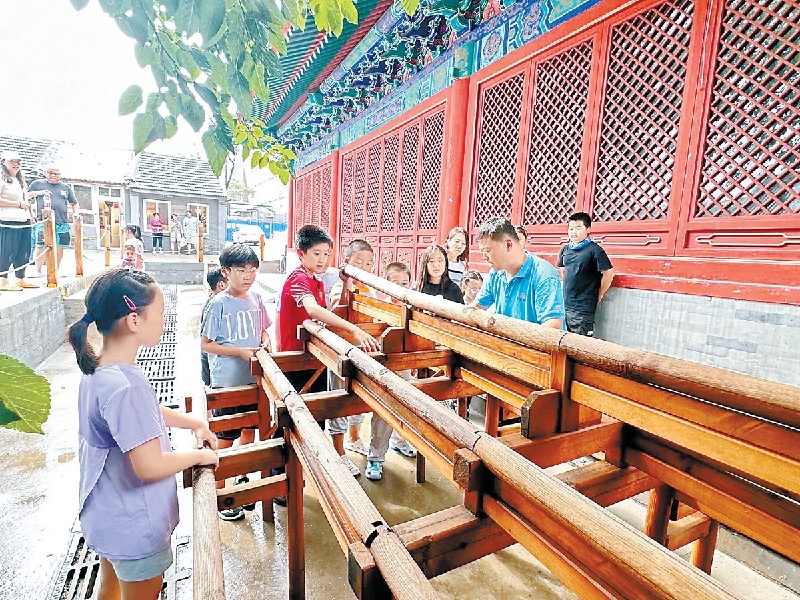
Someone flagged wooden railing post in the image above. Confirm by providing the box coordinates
[260,234,266,261]
[74,215,84,277]
[104,228,111,267]
[43,210,58,288]
[198,225,205,262]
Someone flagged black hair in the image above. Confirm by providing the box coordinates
[568,212,592,228]
[384,261,411,278]
[445,227,469,262]
[124,224,142,240]
[414,245,452,291]
[1,161,26,187]
[207,266,227,291]
[68,269,159,375]
[220,243,259,268]
[344,239,374,258]
[296,225,333,252]
[476,216,518,243]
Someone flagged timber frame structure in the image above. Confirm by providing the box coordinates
[186,264,799,599]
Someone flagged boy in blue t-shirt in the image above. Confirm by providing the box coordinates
[201,244,272,521]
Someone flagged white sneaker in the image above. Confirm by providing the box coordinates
[344,437,369,456]
[391,440,417,457]
[341,455,360,477]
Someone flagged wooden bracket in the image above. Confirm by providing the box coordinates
[379,326,405,354]
[520,389,561,439]
[453,448,491,516]
[347,542,390,600]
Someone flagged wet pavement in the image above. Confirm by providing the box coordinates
[2,281,798,599]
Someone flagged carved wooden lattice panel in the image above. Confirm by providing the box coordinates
[524,41,593,225]
[312,171,322,226]
[321,163,332,230]
[293,177,304,237]
[366,143,382,232]
[352,149,368,234]
[695,0,800,218]
[399,125,420,231]
[303,175,312,227]
[341,156,354,234]
[381,135,400,231]
[593,0,694,221]
[473,72,526,229]
[419,110,446,231]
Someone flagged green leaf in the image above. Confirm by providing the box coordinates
[225,8,247,68]
[268,30,288,54]
[340,0,358,25]
[69,0,90,11]
[278,168,290,185]
[165,116,178,138]
[199,0,226,44]
[174,0,202,36]
[145,92,162,111]
[176,49,200,79]
[202,128,228,176]
[0,355,50,434]
[118,85,144,116]
[250,150,262,168]
[226,63,253,120]
[133,111,154,153]
[249,63,270,103]
[189,47,211,71]
[151,64,167,88]
[180,94,206,131]
[213,118,235,152]
[194,82,219,107]
[163,0,180,13]
[165,93,181,117]
[134,42,156,68]
[282,0,305,29]
[259,152,270,168]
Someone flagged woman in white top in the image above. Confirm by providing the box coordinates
[0,150,37,290]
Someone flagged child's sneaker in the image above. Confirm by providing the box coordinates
[236,475,256,510]
[365,460,383,481]
[219,507,245,521]
[344,438,369,456]
[341,455,361,477]
[391,440,417,457]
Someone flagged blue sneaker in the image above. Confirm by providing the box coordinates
[365,460,383,481]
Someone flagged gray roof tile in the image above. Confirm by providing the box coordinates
[127,152,225,198]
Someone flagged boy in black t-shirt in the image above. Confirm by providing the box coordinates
[557,212,615,336]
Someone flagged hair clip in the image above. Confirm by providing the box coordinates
[123,295,137,312]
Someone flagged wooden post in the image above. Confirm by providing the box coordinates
[287,437,306,600]
[74,215,84,277]
[43,210,58,288]
[644,484,675,545]
[691,519,719,574]
[104,228,111,267]
[198,225,205,262]
[260,234,266,261]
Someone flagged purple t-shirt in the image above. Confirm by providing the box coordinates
[78,364,178,560]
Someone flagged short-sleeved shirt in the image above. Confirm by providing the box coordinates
[201,291,271,387]
[28,180,77,224]
[557,241,613,314]
[475,253,565,326]
[420,279,464,304]
[448,260,466,285]
[78,364,178,560]
[278,266,327,352]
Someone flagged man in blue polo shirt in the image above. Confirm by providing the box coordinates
[471,216,564,329]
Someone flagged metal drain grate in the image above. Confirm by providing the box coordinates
[163,314,177,327]
[137,344,177,361]
[151,379,176,407]
[159,330,177,345]
[50,531,189,600]
[137,359,176,381]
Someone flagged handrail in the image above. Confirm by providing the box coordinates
[304,319,738,600]
[191,386,227,600]
[341,265,800,428]
[255,349,440,600]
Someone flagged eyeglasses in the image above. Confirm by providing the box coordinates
[230,267,258,276]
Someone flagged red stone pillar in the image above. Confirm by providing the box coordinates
[329,150,341,253]
[439,77,471,243]
[287,175,295,249]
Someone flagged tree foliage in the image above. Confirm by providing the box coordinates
[227,177,256,202]
[70,0,361,179]
[0,355,51,435]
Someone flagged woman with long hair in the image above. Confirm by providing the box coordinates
[0,150,37,290]
[414,245,463,304]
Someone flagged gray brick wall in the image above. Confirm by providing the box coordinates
[0,289,66,368]
[595,288,800,388]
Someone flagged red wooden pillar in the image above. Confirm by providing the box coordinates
[329,150,342,254]
[439,78,471,243]
[287,175,295,249]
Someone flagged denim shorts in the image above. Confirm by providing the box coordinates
[33,222,71,247]
[108,544,173,582]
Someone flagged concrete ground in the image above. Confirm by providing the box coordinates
[1,282,798,599]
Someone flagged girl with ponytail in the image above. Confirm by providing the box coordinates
[68,268,218,599]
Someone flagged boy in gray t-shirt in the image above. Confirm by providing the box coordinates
[200,244,271,520]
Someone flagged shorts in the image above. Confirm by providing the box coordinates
[328,413,366,435]
[34,222,71,247]
[565,309,595,337]
[107,544,173,582]
[212,403,259,441]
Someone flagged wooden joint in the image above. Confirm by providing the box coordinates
[216,473,287,510]
[347,541,390,600]
[379,326,405,354]
[520,389,561,439]
[666,511,712,551]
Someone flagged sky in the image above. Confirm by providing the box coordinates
[0,0,287,208]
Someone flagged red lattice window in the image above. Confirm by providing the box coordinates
[293,177,304,238]
[399,125,420,231]
[312,171,322,226]
[321,163,332,230]
[523,41,593,226]
[352,149,368,234]
[694,0,800,218]
[366,143,382,232]
[303,176,312,227]
[341,156,354,233]
[418,110,445,231]
[381,135,400,231]
[593,0,694,221]
[473,72,526,229]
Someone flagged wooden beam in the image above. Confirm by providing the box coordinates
[666,512,711,551]
[214,438,286,482]
[412,376,483,401]
[348,542,389,600]
[208,411,259,435]
[328,321,388,343]
[307,337,355,379]
[205,384,259,410]
[456,358,536,413]
[572,381,800,497]
[217,474,287,511]
[379,349,455,372]
[521,389,561,439]
[352,296,403,327]
[302,389,370,421]
[556,461,657,508]
[395,505,514,579]
[271,351,323,373]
